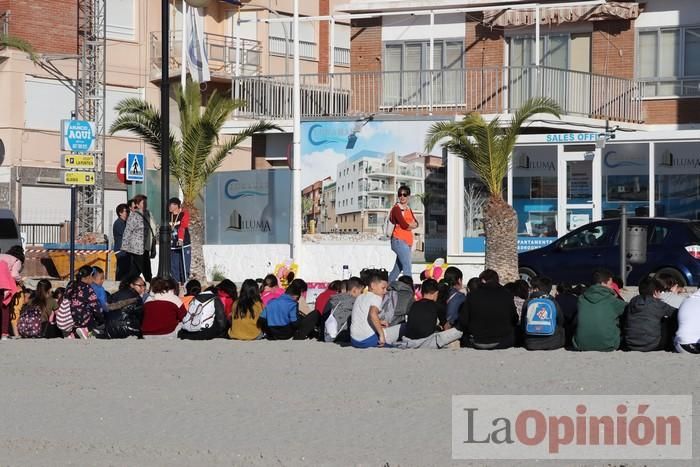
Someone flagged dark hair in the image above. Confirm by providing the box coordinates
[235,279,262,319]
[328,280,343,293]
[638,276,663,298]
[466,277,481,293]
[133,194,147,205]
[216,279,238,301]
[397,185,411,196]
[443,267,463,287]
[655,273,678,292]
[421,278,439,295]
[52,287,65,300]
[397,275,414,288]
[419,270,428,281]
[116,203,128,216]
[150,276,178,294]
[128,198,136,209]
[530,276,553,295]
[505,280,530,300]
[185,279,202,296]
[360,268,388,287]
[479,269,500,286]
[286,278,308,297]
[76,265,93,281]
[31,279,52,315]
[168,197,182,208]
[91,266,104,277]
[262,274,278,291]
[338,280,349,293]
[347,276,364,291]
[592,268,613,285]
[5,245,24,263]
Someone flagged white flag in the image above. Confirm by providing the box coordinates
[187,7,211,83]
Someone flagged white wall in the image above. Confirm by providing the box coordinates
[636,0,700,28]
[382,13,466,41]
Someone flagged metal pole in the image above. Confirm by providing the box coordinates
[234,6,241,76]
[620,204,627,287]
[69,185,77,282]
[291,0,302,264]
[181,1,188,89]
[157,0,172,279]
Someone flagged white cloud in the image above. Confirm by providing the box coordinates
[301,148,346,187]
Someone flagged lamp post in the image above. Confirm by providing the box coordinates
[157,0,172,279]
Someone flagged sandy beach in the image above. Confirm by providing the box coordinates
[0,339,697,466]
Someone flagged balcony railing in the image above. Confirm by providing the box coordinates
[1,11,8,37]
[232,65,644,123]
[150,31,261,80]
[20,224,63,245]
[268,36,316,60]
[334,47,350,66]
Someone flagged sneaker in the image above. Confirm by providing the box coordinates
[74,328,91,339]
[0,335,9,341]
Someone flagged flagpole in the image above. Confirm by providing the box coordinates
[181,1,188,89]
[292,0,302,267]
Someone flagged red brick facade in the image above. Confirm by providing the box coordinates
[2,0,77,54]
[465,14,505,113]
[591,20,635,79]
[644,99,700,125]
[318,0,329,75]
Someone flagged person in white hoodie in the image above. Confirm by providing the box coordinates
[655,273,687,309]
[674,289,700,354]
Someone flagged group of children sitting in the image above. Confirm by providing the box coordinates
[6,263,700,354]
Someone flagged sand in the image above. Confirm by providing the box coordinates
[0,339,697,467]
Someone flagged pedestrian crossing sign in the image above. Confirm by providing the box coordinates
[126,153,145,182]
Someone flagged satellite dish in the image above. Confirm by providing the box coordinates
[0,139,5,166]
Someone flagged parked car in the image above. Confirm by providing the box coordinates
[518,217,700,287]
[0,209,21,254]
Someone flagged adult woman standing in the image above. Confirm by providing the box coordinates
[388,186,418,283]
[121,194,154,282]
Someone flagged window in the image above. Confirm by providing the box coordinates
[107,0,135,40]
[334,24,350,65]
[637,26,700,97]
[560,224,613,249]
[382,40,464,107]
[269,16,315,60]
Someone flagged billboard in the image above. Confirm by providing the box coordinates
[301,119,447,258]
[205,170,292,244]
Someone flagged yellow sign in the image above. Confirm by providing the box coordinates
[62,154,95,169]
[64,171,96,186]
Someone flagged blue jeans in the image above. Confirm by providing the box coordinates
[389,237,412,283]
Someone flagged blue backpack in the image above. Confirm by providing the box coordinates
[524,296,557,336]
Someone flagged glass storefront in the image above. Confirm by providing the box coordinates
[655,142,700,219]
[601,143,651,218]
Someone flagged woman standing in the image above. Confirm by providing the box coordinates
[121,194,154,282]
[388,186,418,283]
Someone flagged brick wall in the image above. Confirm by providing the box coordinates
[465,14,506,113]
[4,0,77,54]
[591,20,635,79]
[318,0,329,75]
[350,17,381,113]
[643,99,700,125]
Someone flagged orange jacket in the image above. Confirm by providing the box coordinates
[390,204,416,246]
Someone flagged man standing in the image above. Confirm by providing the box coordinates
[168,197,191,284]
[112,203,129,281]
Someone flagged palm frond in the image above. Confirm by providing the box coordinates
[0,34,38,62]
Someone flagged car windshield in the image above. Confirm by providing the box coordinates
[0,219,18,239]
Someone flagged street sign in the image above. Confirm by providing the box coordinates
[64,171,96,186]
[61,119,96,152]
[116,158,128,184]
[126,152,145,182]
[62,154,95,169]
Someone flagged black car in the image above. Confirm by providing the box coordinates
[518,217,700,286]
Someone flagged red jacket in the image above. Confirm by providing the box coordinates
[314,289,337,315]
[141,300,187,335]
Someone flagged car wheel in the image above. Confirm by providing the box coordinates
[654,268,688,287]
[519,267,537,284]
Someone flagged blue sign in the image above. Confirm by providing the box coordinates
[463,236,557,254]
[126,153,145,182]
[544,133,598,144]
[61,119,95,152]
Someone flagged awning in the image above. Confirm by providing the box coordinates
[483,2,640,27]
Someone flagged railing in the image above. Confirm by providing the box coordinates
[268,36,316,60]
[334,47,350,66]
[1,11,9,37]
[20,224,63,245]
[150,31,262,79]
[638,78,700,98]
[232,65,644,123]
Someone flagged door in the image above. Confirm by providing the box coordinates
[557,149,602,236]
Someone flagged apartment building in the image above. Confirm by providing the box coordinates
[0,0,350,241]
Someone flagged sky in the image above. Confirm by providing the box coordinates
[300,120,443,187]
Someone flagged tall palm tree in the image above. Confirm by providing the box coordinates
[0,34,38,62]
[110,79,279,281]
[425,98,561,283]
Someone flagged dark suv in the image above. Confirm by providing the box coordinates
[518,218,700,286]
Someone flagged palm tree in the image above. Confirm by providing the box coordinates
[0,34,38,62]
[109,79,280,281]
[425,98,561,283]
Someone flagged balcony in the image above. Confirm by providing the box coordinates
[232,66,644,123]
[268,36,316,61]
[1,11,8,37]
[150,31,261,81]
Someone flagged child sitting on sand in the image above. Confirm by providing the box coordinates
[350,269,401,348]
